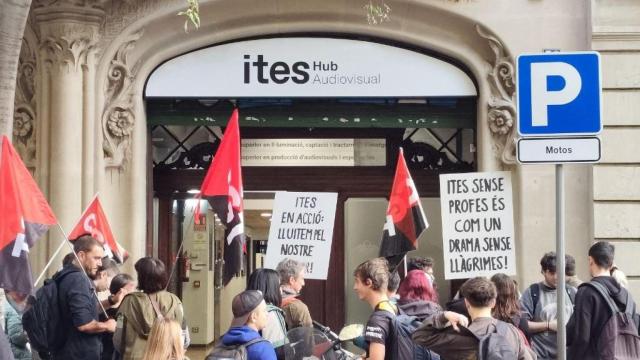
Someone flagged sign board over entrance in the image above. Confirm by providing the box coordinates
[439,172,516,279]
[146,37,476,98]
[264,192,338,280]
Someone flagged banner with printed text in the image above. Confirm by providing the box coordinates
[440,171,515,279]
[264,192,338,280]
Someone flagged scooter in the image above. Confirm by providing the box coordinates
[282,321,363,360]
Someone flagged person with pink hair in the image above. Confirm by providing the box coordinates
[397,270,441,321]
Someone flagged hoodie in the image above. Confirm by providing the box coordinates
[221,326,277,360]
[397,299,441,321]
[567,276,637,360]
[114,290,185,360]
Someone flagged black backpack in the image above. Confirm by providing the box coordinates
[583,281,640,360]
[384,311,439,360]
[206,338,268,360]
[530,282,576,316]
[473,321,518,360]
[22,271,72,355]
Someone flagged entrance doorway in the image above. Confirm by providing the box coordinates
[148,97,476,338]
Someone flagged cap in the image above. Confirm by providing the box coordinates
[230,290,264,328]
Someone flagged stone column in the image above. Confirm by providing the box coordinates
[33,3,103,234]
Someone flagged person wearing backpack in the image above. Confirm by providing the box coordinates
[247,268,287,348]
[276,258,312,329]
[520,252,576,360]
[412,277,535,360]
[207,290,276,360]
[353,257,401,360]
[113,257,188,360]
[351,269,406,352]
[490,274,530,346]
[567,241,640,360]
[396,269,442,360]
[46,235,117,360]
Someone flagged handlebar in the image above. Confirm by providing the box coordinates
[312,320,330,333]
[312,320,341,344]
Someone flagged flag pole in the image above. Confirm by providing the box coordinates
[33,237,68,286]
[54,222,109,317]
[165,202,197,290]
[34,192,103,286]
[404,254,408,277]
[165,239,186,290]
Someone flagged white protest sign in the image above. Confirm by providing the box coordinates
[264,192,338,280]
[439,171,515,279]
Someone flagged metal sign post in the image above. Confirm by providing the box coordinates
[516,51,603,360]
[556,164,566,360]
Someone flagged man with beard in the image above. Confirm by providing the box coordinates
[51,235,116,360]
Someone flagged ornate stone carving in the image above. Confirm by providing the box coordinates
[34,4,103,72]
[33,0,106,10]
[41,36,94,72]
[102,30,143,170]
[13,37,37,170]
[476,24,517,164]
[98,0,182,57]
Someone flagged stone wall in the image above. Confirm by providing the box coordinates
[591,0,640,299]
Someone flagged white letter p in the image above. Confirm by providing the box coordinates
[530,62,582,127]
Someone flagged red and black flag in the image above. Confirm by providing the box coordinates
[199,109,244,286]
[0,136,57,294]
[68,195,129,263]
[380,148,429,269]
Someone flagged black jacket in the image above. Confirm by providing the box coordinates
[52,264,102,360]
[567,276,637,360]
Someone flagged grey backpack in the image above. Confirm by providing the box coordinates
[584,281,640,360]
[206,338,267,360]
[473,321,518,360]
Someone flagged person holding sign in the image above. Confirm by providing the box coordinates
[276,258,312,329]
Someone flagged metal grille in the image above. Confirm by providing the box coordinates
[151,125,475,171]
[151,125,221,170]
[402,127,475,171]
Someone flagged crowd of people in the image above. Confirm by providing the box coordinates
[354,241,638,360]
[1,235,190,360]
[0,236,638,360]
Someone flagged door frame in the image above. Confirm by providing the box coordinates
[151,127,454,330]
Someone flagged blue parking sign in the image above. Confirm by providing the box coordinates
[517,52,601,136]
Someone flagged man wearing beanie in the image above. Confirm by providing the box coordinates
[208,290,276,360]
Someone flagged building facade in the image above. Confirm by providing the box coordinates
[10,0,640,340]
